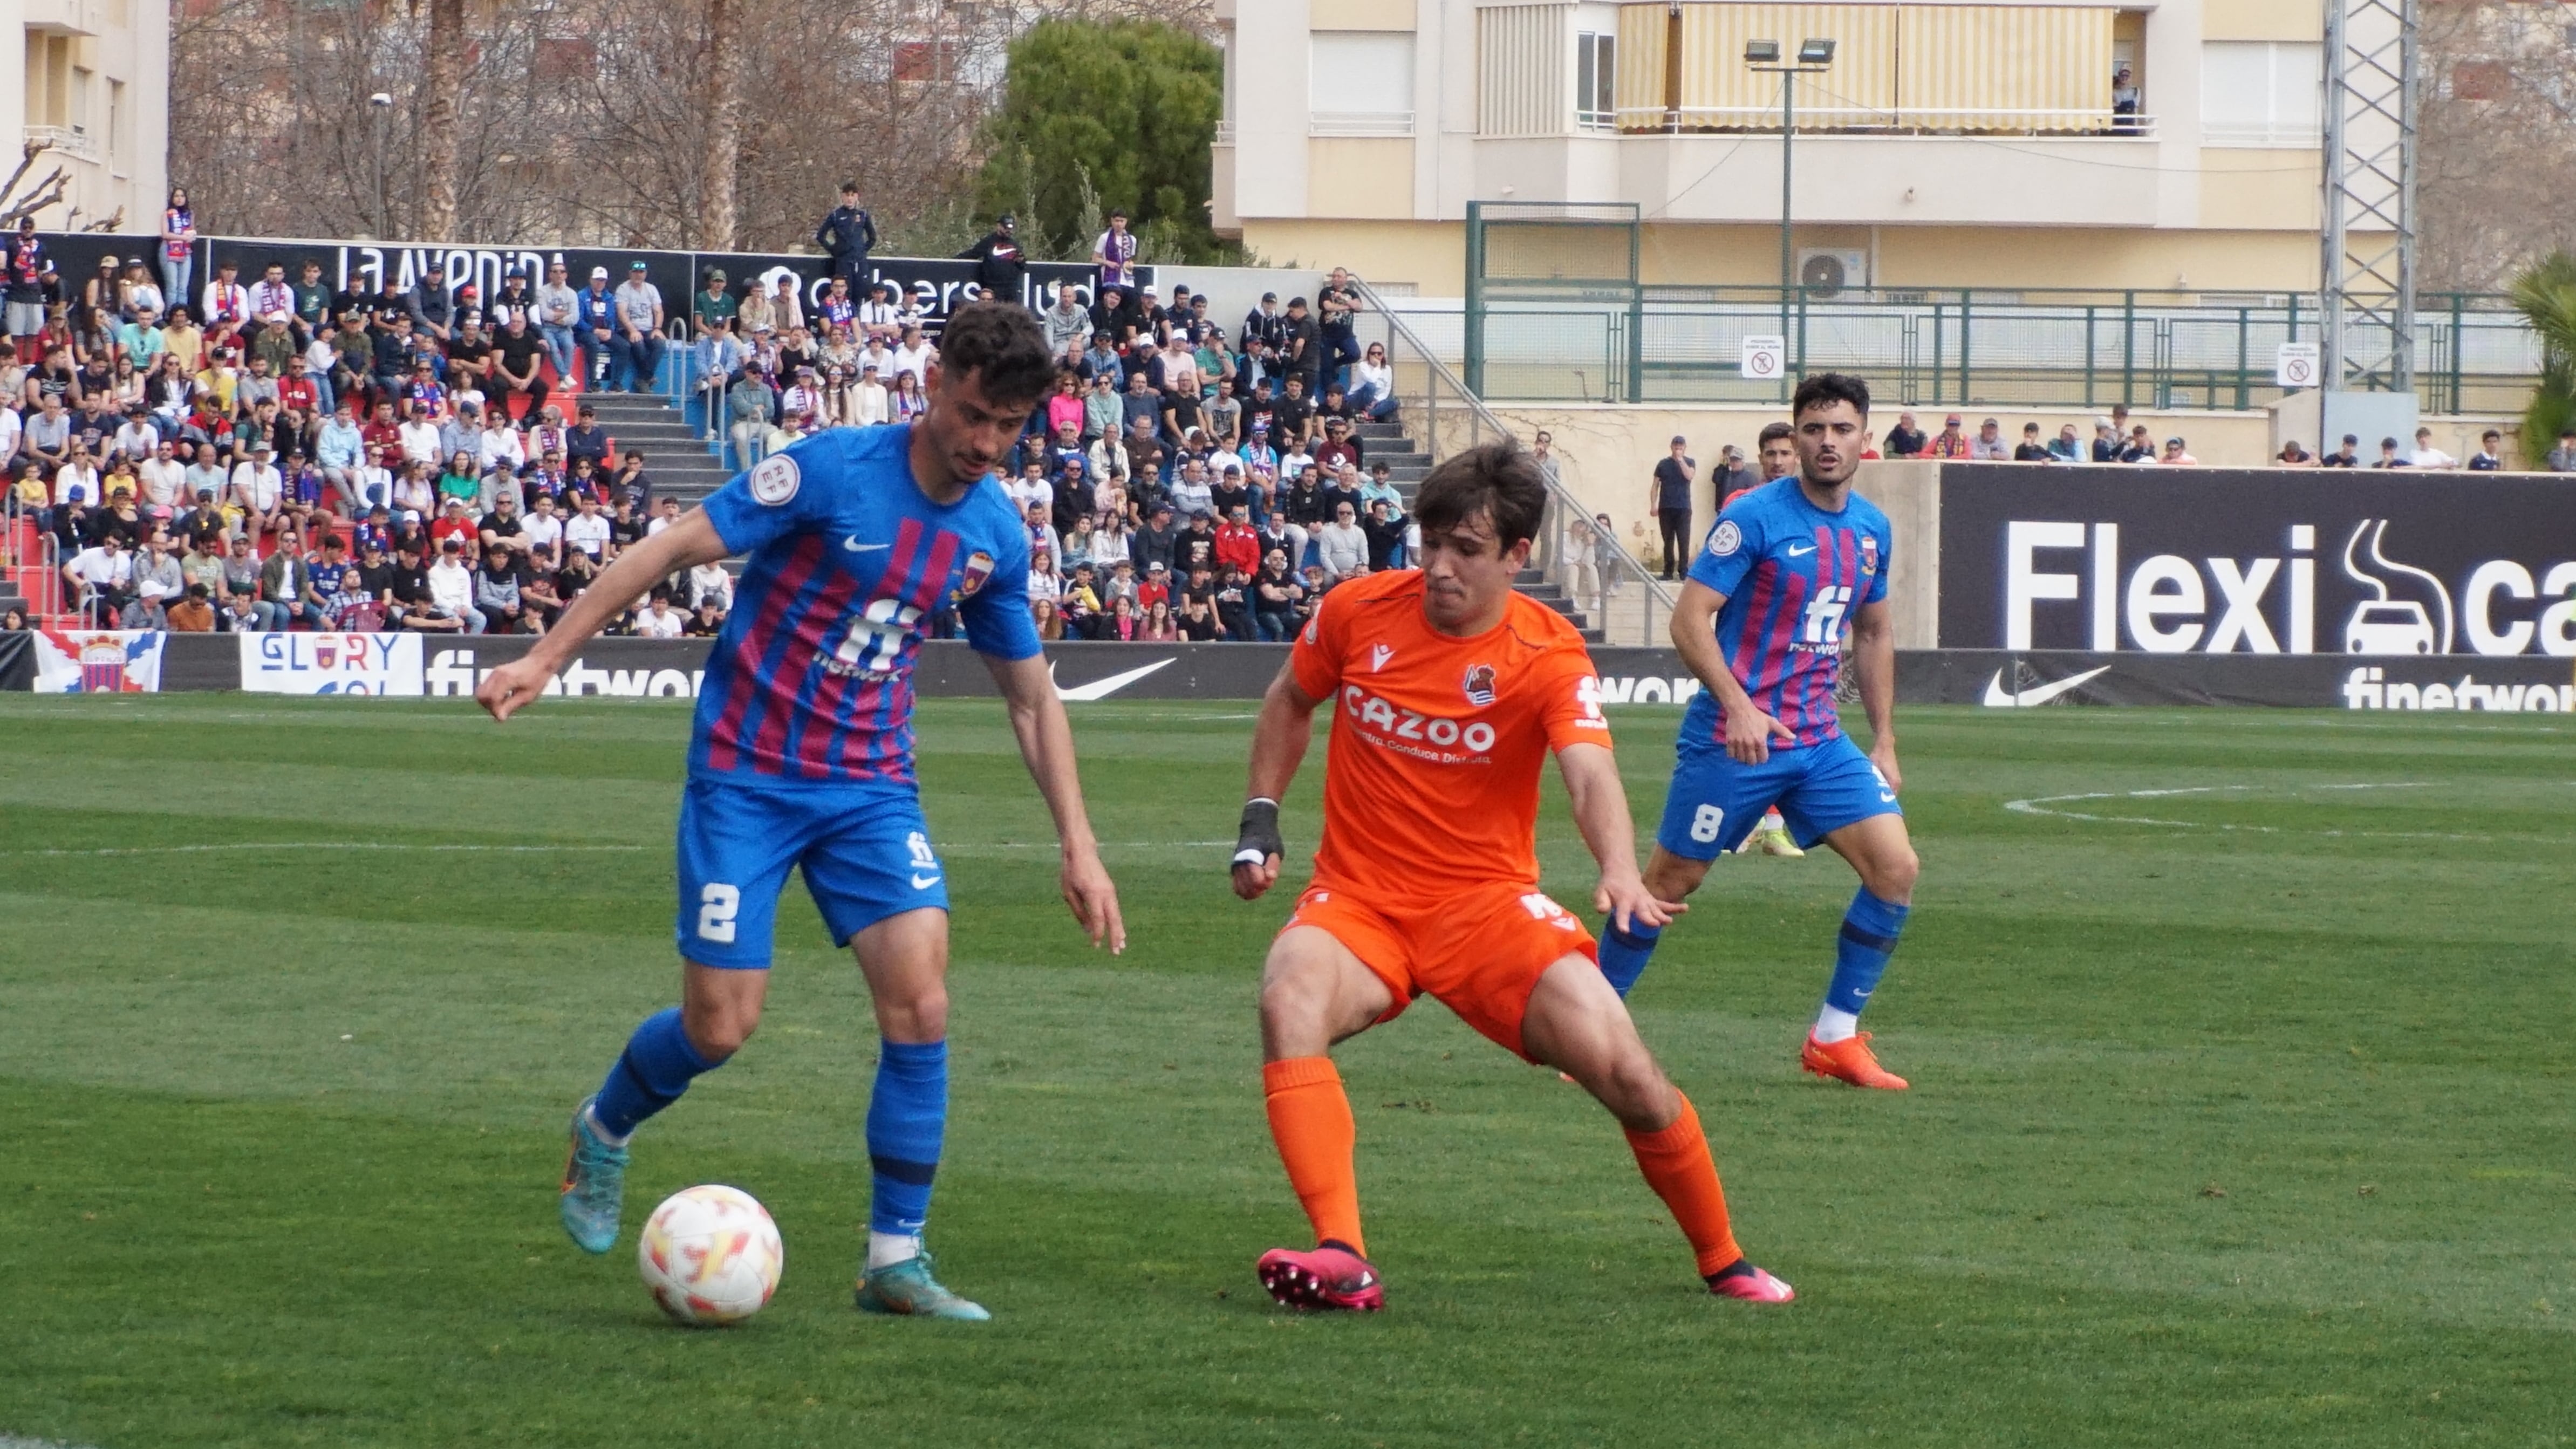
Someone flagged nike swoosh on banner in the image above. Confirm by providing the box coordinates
[1050,657,1178,701]
[1981,666,2113,708]
[843,537,891,552]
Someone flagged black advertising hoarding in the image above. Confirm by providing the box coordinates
[58,233,1135,331]
[1937,464,2576,665]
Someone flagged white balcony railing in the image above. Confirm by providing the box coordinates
[1310,111,1415,138]
[25,125,97,160]
[1607,106,2160,139]
[1214,120,1235,143]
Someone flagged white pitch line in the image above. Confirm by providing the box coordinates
[0,842,648,858]
[2000,783,2482,839]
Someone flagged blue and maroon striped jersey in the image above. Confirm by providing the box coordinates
[687,425,1038,786]
[1681,477,1891,748]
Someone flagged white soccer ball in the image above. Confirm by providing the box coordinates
[638,1184,784,1327]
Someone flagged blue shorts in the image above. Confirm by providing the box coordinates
[674,777,948,968]
[1653,732,1902,861]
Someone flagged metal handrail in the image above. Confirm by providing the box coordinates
[1347,277,1677,648]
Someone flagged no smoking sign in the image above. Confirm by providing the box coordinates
[1741,334,1786,380]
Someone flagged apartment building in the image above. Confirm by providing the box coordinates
[5,0,166,230]
[1214,0,2334,296]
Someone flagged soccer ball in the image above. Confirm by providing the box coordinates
[638,1184,784,1327]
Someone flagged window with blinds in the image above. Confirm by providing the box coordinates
[1615,2,2124,135]
[1479,5,1572,138]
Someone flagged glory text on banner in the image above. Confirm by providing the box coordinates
[1937,465,2576,658]
[240,633,427,695]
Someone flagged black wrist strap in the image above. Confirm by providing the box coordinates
[1233,796,1282,869]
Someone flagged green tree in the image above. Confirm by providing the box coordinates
[2509,252,2576,468]
[976,18,1229,264]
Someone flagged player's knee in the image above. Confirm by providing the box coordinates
[1643,850,1707,901]
[1869,845,1920,903]
[684,1004,759,1060]
[1598,1055,1679,1132]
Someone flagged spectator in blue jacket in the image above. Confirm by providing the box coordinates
[815,182,879,287]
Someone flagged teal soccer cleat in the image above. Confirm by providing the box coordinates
[558,1098,629,1255]
[854,1250,992,1322]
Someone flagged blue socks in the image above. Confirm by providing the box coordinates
[1597,920,1663,998]
[867,1039,949,1238]
[1817,888,1910,1039]
[591,1007,723,1140]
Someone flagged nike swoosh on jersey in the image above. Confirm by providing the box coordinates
[1783,543,1817,556]
[910,872,942,889]
[1981,666,2112,708]
[843,537,891,552]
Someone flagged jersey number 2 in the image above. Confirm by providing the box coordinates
[697,883,740,944]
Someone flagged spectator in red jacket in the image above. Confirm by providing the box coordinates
[1214,503,1262,576]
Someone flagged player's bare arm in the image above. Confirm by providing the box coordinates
[1850,597,1900,794]
[1669,578,1794,765]
[982,650,1126,953]
[1231,659,1321,901]
[1554,741,1679,934]
[476,509,731,722]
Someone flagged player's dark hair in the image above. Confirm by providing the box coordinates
[1413,441,1548,551]
[938,300,1056,406]
[1792,371,1871,421]
[1757,421,1794,447]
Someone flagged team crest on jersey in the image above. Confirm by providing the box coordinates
[1709,520,1742,556]
[1462,663,1497,707]
[957,550,995,596]
[748,453,800,506]
[1860,535,1879,576]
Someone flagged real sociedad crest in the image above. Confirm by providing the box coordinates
[1463,663,1497,707]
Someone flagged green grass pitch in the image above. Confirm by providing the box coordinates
[2,694,2571,1447]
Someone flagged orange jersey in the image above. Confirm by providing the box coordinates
[1290,570,1609,899]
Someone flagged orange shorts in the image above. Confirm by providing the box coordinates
[1280,878,1599,1060]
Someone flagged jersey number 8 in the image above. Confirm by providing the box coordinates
[1689,804,1726,844]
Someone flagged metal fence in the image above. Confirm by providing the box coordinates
[1347,279,1678,648]
[1453,284,2544,414]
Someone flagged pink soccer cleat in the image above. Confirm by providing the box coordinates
[1256,1241,1386,1312]
[1706,1261,1796,1303]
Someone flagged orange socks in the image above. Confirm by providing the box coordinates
[1262,1056,1364,1255]
[1624,1092,1742,1276]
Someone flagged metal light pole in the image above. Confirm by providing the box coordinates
[369,92,393,241]
[1746,39,1836,378]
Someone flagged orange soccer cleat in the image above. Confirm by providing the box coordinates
[1801,1030,1909,1090]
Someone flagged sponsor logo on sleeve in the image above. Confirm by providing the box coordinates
[748,453,800,507]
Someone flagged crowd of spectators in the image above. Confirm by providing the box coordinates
[695,225,1413,644]
[14,195,718,634]
[1869,404,2526,471]
[16,180,1432,643]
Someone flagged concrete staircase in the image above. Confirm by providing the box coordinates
[1356,417,1601,641]
[576,388,735,507]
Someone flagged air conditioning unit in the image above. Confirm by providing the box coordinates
[1796,248,1869,298]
